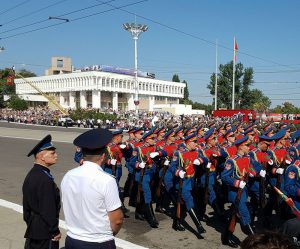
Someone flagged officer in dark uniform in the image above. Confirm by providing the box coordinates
[23,135,61,249]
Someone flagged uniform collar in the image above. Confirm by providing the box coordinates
[34,163,50,173]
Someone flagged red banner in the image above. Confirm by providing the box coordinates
[6,75,14,85]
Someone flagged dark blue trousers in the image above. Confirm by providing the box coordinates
[65,236,116,249]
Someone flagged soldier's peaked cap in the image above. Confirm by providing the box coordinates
[164,129,174,139]
[258,135,274,144]
[292,129,300,141]
[234,136,249,147]
[111,129,123,136]
[27,134,56,157]
[73,128,112,150]
[204,128,215,141]
[271,129,286,141]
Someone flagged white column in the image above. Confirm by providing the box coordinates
[69,91,76,109]
[92,90,101,109]
[149,96,155,111]
[165,97,168,104]
[176,98,180,104]
[59,92,65,107]
[80,91,87,108]
[112,92,118,111]
[127,93,135,111]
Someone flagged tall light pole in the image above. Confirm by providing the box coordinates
[123,23,148,114]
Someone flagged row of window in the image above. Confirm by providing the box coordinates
[16,76,184,95]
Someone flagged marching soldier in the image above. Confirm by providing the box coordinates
[221,136,255,247]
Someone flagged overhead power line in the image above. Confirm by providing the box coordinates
[0,0,68,26]
[0,0,31,17]
[0,0,148,40]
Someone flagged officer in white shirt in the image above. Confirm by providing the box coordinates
[61,128,124,249]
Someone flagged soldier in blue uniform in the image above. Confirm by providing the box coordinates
[221,136,254,247]
[167,133,206,237]
[284,159,300,219]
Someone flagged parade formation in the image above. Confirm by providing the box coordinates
[70,116,300,248]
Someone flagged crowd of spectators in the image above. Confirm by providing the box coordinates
[0,106,242,131]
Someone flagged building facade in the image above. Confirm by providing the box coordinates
[15,71,186,111]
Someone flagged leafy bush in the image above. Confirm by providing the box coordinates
[8,95,28,110]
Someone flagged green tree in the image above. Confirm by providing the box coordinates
[172,74,180,82]
[271,102,299,114]
[207,61,271,110]
[16,69,36,78]
[8,95,28,110]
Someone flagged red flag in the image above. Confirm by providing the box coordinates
[6,75,14,85]
[234,41,238,51]
[234,39,238,62]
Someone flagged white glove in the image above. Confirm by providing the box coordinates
[268,159,274,165]
[119,144,126,149]
[249,172,255,178]
[139,161,146,169]
[239,180,247,189]
[150,152,159,158]
[193,159,201,165]
[285,159,292,165]
[259,170,266,178]
[276,168,284,175]
[110,159,117,165]
[164,159,170,166]
[206,162,212,169]
[179,170,186,179]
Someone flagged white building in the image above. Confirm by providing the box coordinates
[15,70,186,112]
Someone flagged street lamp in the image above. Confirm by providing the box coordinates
[123,23,148,114]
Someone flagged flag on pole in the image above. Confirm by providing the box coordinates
[234,39,238,62]
[274,186,300,217]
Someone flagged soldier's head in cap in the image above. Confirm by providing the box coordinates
[204,128,217,147]
[196,126,205,137]
[224,129,236,144]
[224,122,232,131]
[244,128,255,142]
[27,134,57,167]
[133,127,144,141]
[258,135,273,152]
[262,127,274,137]
[184,133,197,150]
[164,129,175,144]
[175,126,184,139]
[291,129,300,144]
[234,136,250,155]
[142,130,156,146]
[111,129,123,145]
[127,128,136,140]
[271,129,287,148]
[217,125,226,136]
[73,128,112,164]
[155,127,166,140]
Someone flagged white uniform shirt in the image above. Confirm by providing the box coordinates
[61,161,121,243]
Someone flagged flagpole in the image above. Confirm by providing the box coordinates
[232,37,236,109]
[214,39,218,111]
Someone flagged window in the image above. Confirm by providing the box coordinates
[57,59,63,68]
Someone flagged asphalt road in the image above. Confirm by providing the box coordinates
[0,122,246,249]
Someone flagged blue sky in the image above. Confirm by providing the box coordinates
[0,0,299,108]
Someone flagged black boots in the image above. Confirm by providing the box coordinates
[135,203,145,221]
[211,200,226,222]
[241,224,255,235]
[145,203,159,228]
[221,230,238,248]
[172,217,185,231]
[188,208,206,234]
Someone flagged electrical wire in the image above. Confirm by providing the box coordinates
[0,0,31,16]
[0,0,148,40]
[0,0,68,26]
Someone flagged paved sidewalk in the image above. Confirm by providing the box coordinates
[0,206,66,249]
